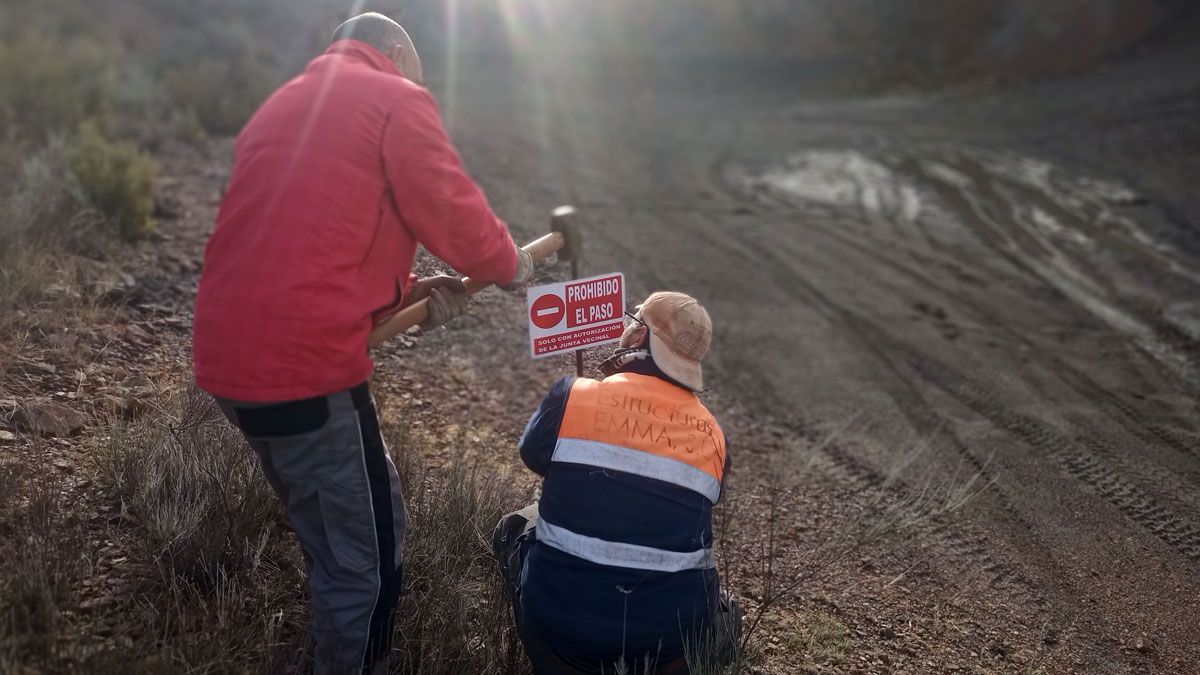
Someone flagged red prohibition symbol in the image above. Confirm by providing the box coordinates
[530,293,566,329]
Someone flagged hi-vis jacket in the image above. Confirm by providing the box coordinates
[517,361,730,661]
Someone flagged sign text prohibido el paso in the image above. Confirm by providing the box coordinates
[526,273,625,358]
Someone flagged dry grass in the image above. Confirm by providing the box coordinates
[0,131,152,312]
[0,378,1001,675]
[0,441,91,671]
[389,426,528,674]
[0,382,768,674]
[0,384,540,673]
[798,611,852,666]
[87,387,307,672]
[0,137,87,308]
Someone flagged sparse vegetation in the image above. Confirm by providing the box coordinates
[0,0,328,308]
[388,426,526,674]
[164,56,279,137]
[0,384,534,672]
[0,138,85,306]
[0,34,143,306]
[0,441,90,671]
[0,34,114,143]
[0,379,793,673]
[799,611,852,666]
[71,122,157,241]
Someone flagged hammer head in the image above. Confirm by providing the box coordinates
[550,204,583,262]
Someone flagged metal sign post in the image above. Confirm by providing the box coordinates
[571,256,585,377]
[550,205,588,377]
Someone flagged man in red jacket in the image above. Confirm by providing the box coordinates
[192,12,532,674]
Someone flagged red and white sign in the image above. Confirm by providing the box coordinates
[526,273,625,358]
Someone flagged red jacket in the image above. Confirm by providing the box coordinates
[193,40,517,401]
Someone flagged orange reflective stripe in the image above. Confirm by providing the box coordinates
[559,373,726,481]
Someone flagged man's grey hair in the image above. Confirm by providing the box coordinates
[331,12,409,53]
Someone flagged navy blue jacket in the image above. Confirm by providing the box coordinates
[517,357,731,663]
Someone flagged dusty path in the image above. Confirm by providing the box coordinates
[379,39,1200,673]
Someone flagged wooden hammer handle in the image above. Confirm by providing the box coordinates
[368,231,565,349]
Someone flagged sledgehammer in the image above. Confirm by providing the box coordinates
[368,205,583,349]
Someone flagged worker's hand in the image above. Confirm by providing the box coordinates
[499,247,534,292]
[408,275,468,329]
[424,287,468,328]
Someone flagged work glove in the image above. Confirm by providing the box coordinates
[425,287,468,328]
[499,247,534,292]
[409,275,468,329]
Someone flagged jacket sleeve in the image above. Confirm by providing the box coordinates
[518,377,574,477]
[382,85,518,284]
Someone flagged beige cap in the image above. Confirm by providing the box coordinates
[637,291,712,391]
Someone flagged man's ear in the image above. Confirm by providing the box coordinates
[619,324,648,349]
[388,43,405,66]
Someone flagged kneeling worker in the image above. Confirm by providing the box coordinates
[494,292,741,673]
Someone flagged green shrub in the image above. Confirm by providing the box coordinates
[1,137,81,244]
[70,122,157,240]
[167,108,208,146]
[0,34,114,141]
[166,55,277,135]
[0,137,90,306]
[109,61,177,146]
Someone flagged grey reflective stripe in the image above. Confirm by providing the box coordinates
[536,519,715,572]
[551,438,722,503]
[352,411,381,673]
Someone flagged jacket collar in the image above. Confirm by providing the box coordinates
[612,349,690,391]
[324,39,404,78]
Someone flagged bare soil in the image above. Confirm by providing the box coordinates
[412,35,1200,674]
[4,27,1200,675]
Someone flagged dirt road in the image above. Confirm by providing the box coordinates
[5,6,1199,673]
[103,33,1200,673]
[373,34,1200,673]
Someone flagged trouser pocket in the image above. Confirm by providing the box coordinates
[318,477,377,574]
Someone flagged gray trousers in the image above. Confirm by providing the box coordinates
[216,382,405,675]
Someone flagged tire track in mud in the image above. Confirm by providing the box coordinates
[894,357,1200,564]
[682,216,1054,608]
[968,150,1200,289]
[816,430,1043,599]
[1056,451,1200,560]
[896,245,1200,468]
[721,146,1200,481]
[956,158,1200,395]
[841,234,1200,507]
[854,254,1196,560]
[894,151,1200,477]
[715,147,1200,467]
[762,402,1050,607]
[748,199,1200,517]
[908,149,1200,388]
[795,266,1200,564]
[708,157,1200,563]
